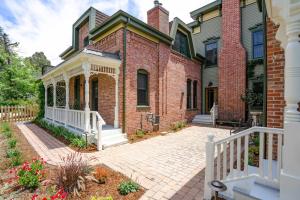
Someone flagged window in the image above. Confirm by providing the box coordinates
[74,76,81,110]
[205,42,218,66]
[47,85,54,107]
[173,31,191,58]
[137,69,149,106]
[193,81,197,109]
[83,36,89,47]
[252,30,263,59]
[187,79,192,109]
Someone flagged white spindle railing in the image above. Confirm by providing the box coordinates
[204,126,284,199]
[45,107,106,150]
[210,103,218,126]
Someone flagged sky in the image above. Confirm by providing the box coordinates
[0,0,214,65]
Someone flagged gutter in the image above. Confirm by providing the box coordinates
[263,1,267,126]
[122,17,129,133]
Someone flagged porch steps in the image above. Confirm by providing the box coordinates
[219,160,279,200]
[95,125,128,149]
[192,114,213,125]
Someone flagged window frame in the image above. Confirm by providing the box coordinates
[173,31,191,58]
[193,80,198,109]
[186,79,192,109]
[137,69,149,106]
[205,41,218,67]
[252,30,263,59]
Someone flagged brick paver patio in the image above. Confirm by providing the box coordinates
[17,123,230,200]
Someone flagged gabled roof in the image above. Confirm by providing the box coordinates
[169,17,204,60]
[89,10,173,44]
[190,0,222,20]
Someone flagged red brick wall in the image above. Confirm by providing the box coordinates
[218,0,246,121]
[147,6,169,35]
[266,18,284,128]
[78,22,89,50]
[90,28,201,135]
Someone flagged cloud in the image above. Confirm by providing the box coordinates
[0,0,214,65]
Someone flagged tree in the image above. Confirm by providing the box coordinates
[0,26,18,64]
[25,52,51,76]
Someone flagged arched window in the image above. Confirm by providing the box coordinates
[187,79,192,109]
[137,69,149,106]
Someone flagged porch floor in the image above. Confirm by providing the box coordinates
[17,122,230,200]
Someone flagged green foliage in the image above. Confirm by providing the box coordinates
[170,120,187,132]
[25,51,50,76]
[118,181,140,195]
[241,89,263,109]
[136,129,145,138]
[34,118,86,148]
[17,159,45,190]
[8,138,17,148]
[10,155,22,167]
[1,123,12,138]
[90,196,113,200]
[37,81,45,118]
[6,149,20,158]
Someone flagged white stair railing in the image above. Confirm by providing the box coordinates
[90,111,106,151]
[210,103,218,126]
[204,126,284,200]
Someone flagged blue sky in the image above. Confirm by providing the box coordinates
[0,0,213,65]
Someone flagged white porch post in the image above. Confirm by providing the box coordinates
[63,73,69,127]
[52,79,56,122]
[265,1,300,199]
[114,68,120,128]
[280,20,300,200]
[44,83,47,118]
[204,134,215,200]
[83,62,91,133]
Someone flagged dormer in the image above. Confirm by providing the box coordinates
[60,7,109,60]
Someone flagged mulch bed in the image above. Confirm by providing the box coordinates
[0,123,145,200]
[33,122,98,153]
[128,130,162,143]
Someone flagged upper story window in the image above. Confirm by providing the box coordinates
[137,69,149,106]
[83,36,89,47]
[205,42,218,66]
[252,30,263,59]
[173,31,191,58]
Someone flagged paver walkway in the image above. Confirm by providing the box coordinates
[17,123,230,200]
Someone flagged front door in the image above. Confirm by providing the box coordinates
[205,87,218,114]
[91,79,98,111]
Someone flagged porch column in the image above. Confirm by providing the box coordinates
[63,73,69,127]
[114,68,120,128]
[280,20,300,200]
[52,79,56,122]
[44,83,47,118]
[83,62,91,133]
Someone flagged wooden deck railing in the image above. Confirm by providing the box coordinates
[0,105,38,122]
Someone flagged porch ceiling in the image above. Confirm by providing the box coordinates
[41,48,121,84]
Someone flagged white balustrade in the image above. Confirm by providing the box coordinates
[204,126,284,199]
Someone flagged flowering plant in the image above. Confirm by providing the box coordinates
[32,188,68,200]
[12,158,46,190]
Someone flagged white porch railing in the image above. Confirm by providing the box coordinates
[45,106,106,150]
[210,103,218,126]
[204,126,284,199]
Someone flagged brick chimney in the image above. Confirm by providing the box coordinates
[147,0,169,35]
[218,0,246,121]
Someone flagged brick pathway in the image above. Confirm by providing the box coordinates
[17,123,230,200]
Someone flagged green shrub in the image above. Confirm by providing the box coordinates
[3,130,12,138]
[6,149,21,158]
[170,120,187,132]
[11,155,22,166]
[136,129,145,138]
[71,138,86,148]
[118,181,140,195]
[1,122,10,133]
[8,138,17,148]
[35,118,87,148]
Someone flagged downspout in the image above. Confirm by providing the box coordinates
[122,18,129,133]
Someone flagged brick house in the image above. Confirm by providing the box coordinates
[189,0,284,128]
[41,3,203,149]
